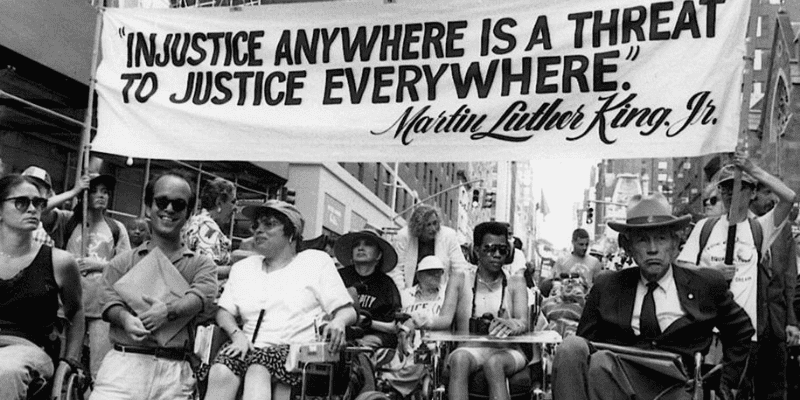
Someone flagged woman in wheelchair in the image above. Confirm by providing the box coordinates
[203,201,356,400]
[414,222,529,400]
[0,174,85,400]
[334,229,403,350]
[378,255,448,397]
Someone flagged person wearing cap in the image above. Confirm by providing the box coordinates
[204,200,355,400]
[390,204,470,290]
[92,171,217,400]
[335,229,402,349]
[677,152,795,397]
[62,173,131,380]
[551,193,753,400]
[420,222,529,400]
[379,255,447,397]
[21,165,89,248]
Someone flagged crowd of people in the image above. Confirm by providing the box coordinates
[1,151,799,400]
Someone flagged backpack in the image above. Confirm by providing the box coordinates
[695,216,763,266]
[63,214,121,250]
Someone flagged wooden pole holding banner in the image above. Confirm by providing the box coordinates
[77,8,104,258]
[724,0,759,273]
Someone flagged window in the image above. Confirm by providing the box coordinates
[658,173,667,182]
[415,163,421,179]
[754,49,762,71]
[374,164,380,195]
[658,161,667,170]
[384,170,391,202]
[756,16,763,38]
[357,162,364,181]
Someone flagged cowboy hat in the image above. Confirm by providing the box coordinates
[607,193,691,233]
[334,230,398,273]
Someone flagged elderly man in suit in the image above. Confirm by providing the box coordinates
[551,193,754,400]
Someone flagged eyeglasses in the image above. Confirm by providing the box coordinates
[3,196,48,212]
[702,196,718,207]
[481,244,510,256]
[252,216,283,232]
[152,196,188,213]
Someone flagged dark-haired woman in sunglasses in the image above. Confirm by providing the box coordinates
[0,174,85,399]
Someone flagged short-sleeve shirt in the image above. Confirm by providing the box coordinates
[67,218,131,318]
[181,209,231,266]
[401,286,445,322]
[677,210,783,341]
[218,250,352,348]
[102,241,218,349]
[551,253,602,287]
[339,265,402,347]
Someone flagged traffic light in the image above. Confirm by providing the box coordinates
[472,189,481,208]
[586,207,594,224]
[280,187,296,204]
[483,191,496,208]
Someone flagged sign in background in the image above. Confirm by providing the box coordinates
[94,0,749,161]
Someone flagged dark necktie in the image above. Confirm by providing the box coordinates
[640,282,661,338]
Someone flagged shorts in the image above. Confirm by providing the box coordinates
[212,342,300,386]
[448,346,527,372]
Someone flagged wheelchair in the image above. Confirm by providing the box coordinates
[590,342,724,400]
[196,321,392,400]
[24,319,88,400]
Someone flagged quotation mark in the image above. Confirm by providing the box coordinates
[625,46,640,61]
[118,27,126,38]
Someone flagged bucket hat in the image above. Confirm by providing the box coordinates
[334,230,398,273]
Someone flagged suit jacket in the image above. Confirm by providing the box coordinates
[388,225,469,289]
[758,223,798,340]
[577,265,754,387]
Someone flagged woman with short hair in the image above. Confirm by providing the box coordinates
[204,200,356,400]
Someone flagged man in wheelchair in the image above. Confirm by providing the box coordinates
[551,194,754,400]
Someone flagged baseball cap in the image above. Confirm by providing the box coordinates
[22,166,52,191]
[716,165,757,187]
[242,200,305,236]
[417,255,445,272]
[89,173,116,192]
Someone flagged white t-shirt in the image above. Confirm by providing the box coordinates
[218,249,352,348]
[677,210,783,341]
[401,285,445,321]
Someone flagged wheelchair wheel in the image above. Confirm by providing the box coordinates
[50,365,83,400]
[63,374,83,400]
[353,391,390,400]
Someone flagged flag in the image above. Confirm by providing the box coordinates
[761,11,793,144]
[540,189,551,218]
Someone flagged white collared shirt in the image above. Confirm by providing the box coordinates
[631,267,686,336]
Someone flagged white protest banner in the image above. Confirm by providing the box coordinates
[94,0,749,162]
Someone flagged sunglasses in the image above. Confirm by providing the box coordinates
[3,196,48,212]
[702,196,718,207]
[152,196,188,213]
[481,244,510,256]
